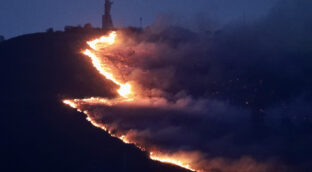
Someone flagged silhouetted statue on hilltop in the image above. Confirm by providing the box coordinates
[102,0,114,30]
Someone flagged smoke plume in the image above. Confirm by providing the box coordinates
[65,0,312,171]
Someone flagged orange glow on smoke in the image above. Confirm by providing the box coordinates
[63,31,196,171]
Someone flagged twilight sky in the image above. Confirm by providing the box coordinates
[0,0,278,38]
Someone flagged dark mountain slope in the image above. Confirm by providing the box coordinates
[1,30,190,172]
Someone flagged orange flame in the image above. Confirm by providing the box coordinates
[63,31,197,172]
[83,31,132,98]
[87,31,116,50]
[150,152,195,171]
[63,100,77,109]
[62,98,196,171]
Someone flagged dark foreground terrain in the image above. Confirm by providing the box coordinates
[1,30,190,172]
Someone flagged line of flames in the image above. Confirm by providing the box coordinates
[63,31,196,171]
[83,31,132,99]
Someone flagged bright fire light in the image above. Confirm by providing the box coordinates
[117,83,131,98]
[63,100,77,109]
[82,31,132,98]
[63,31,196,172]
[87,31,116,50]
[150,152,195,171]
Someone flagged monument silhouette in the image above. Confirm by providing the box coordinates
[102,0,114,30]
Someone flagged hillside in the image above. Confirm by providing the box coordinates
[1,30,190,172]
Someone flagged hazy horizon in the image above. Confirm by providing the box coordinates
[0,0,277,38]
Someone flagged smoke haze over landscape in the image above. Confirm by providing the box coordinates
[2,0,312,171]
[63,0,312,171]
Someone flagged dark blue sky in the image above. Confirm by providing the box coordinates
[0,0,277,38]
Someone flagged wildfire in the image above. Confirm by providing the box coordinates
[63,100,77,109]
[63,31,197,172]
[82,31,132,99]
[63,98,196,171]
[117,83,132,98]
[87,31,116,50]
[150,152,195,171]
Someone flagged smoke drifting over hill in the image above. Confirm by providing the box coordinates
[63,0,312,171]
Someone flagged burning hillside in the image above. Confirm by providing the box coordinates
[63,31,197,171]
[61,7,312,169]
[61,28,292,172]
[2,0,312,172]
[2,30,194,172]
